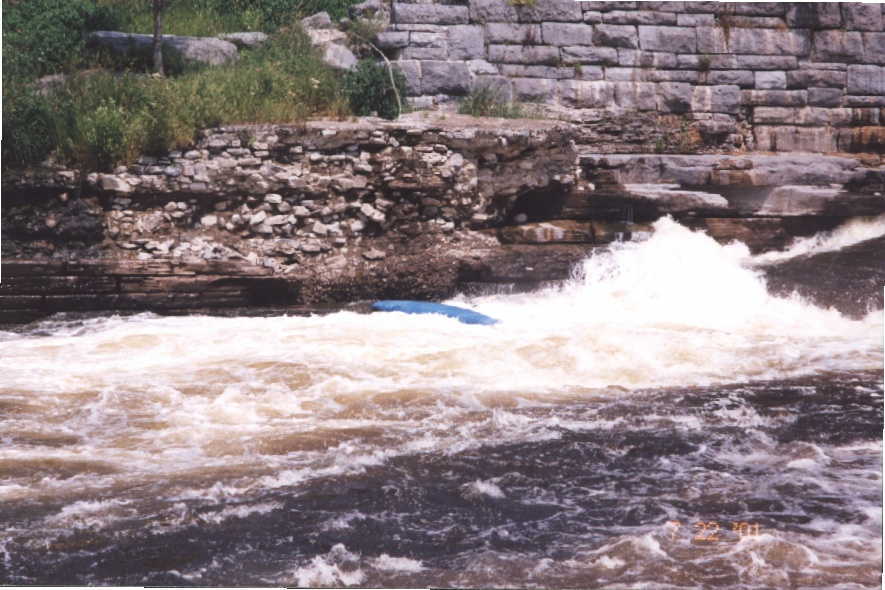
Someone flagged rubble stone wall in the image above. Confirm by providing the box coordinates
[379,1,885,153]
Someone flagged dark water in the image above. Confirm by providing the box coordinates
[1,218,882,588]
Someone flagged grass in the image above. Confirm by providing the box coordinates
[3,25,349,171]
[457,85,542,119]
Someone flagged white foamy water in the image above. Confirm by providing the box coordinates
[0,217,881,588]
[752,213,885,265]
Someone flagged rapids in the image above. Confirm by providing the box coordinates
[0,217,881,587]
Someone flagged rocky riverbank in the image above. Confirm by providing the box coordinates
[2,113,884,324]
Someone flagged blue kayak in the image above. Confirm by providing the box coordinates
[371,300,499,325]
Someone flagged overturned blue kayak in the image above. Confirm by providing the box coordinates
[371,300,499,325]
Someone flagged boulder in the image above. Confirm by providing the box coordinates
[88,31,239,67]
[301,16,357,71]
[217,32,269,49]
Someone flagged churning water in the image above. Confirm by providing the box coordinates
[1,218,882,588]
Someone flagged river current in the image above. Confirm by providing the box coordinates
[1,217,882,588]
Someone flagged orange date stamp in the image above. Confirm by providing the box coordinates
[665,520,762,543]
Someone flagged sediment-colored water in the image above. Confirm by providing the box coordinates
[1,218,881,587]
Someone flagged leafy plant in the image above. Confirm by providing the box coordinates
[343,59,406,120]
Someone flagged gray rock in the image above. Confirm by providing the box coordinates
[513,78,556,101]
[742,90,808,107]
[393,60,422,95]
[559,80,615,108]
[323,43,357,70]
[842,3,883,32]
[865,32,885,65]
[638,26,696,53]
[265,194,283,204]
[656,82,692,113]
[813,30,864,62]
[376,31,410,49]
[488,44,561,65]
[594,24,638,48]
[755,71,787,90]
[448,25,485,60]
[485,23,540,44]
[786,3,842,29]
[623,184,729,212]
[250,210,267,225]
[394,3,469,25]
[100,175,133,193]
[301,11,333,29]
[469,0,519,23]
[808,87,843,107]
[727,28,811,56]
[541,23,592,46]
[89,31,239,67]
[786,68,845,89]
[847,65,885,95]
[421,61,471,95]
[692,85,741,114]
[200,214,218,227]
[560,46,618,65]
[363,248,387,260]
[267,215,288,225]
[603,10,677,25]
[218,32,269,49]
[708,70,754,88]
[613,81,656,110]
[516,0,583,23]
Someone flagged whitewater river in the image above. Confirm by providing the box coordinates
[1,218,882,588]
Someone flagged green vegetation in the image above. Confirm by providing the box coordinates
[457,85,540,119]
[344,60,406,120]
[3,0,415,171]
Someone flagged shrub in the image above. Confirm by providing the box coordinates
[1,82,57,167]
[3,0,118,79]
[343,59,405,120]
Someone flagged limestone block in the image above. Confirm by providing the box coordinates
[376,31,409,49]
[742,90,808,106]
[393,60,421,95]
[580,2,638,11]
[813,30,863,62]
[733,55,799,71]
[808,87,843,107]
[421,61,472,95]
[683,2,726,13]
[485,23,541,44]
[643,2,684,11]
[842,3,883,32]
[513,77,557,101]
[467,59,499,75]
[677,14,715,27]
[753,107,853,126]
[489,44,560,65]
[501,65,576,79]
[786,4,842,29]
[575,65,605,81]
[656,82,692,113]
[470,0,518,23]
[618,50,676,68]
[865,33,885,65]
[516,0,584,23]
[696,26,727,54]
[218,32,269,49]
[602,10,677,25]
[847,65,885,95]
[645,70,698,83]
[613,81,657,110]
[785,68,845,89]
[402,45,447,60]
[727,16,790,29]
[843,95,885,107]
[448,25,485,60]
[692,85,741,114]
[708,70,755,88]
[411,32,446,48]
[583,11,603,24]
[753,126,838,152]
[638,26,696,53]
[594,24,638,48]
[755,71,787,90]
[542,22,593,45]
[394,3,468,25]
[560,46,619,65]
[735,3,788,16]
[726,28,811,56]
[559,80,616,108]
[605,67,639,82]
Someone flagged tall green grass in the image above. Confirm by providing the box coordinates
[3,26,349,171]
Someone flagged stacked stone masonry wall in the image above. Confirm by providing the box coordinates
[379,1,885,153]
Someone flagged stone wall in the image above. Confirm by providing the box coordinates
[377,1,885,153]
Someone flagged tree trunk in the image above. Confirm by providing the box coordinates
[152,0,165,76]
